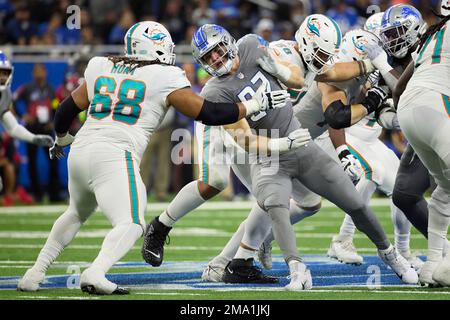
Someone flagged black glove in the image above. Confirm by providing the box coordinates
[361,86,388,114]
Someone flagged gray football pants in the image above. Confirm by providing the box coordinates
[251,140,390,261]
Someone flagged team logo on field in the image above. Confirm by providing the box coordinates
[306,18,321,37]
[143,28,167,44]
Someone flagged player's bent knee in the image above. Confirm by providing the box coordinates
[430,187,450,217]
[197,180,223,199]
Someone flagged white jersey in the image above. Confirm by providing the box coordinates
[74,56,190,161]
[409,20,450,95]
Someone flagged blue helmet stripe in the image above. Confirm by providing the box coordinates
[194,26,208,51]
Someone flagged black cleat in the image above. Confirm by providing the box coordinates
[141,216,172,267]
[81,285,130,295]
[223,258,279,284]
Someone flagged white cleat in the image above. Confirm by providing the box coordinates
[432,256,450,287]
[400,251,424,272]
[285,260,312,291]
[420,260,441,287]
[80,267,129,295]
[17,268,45,292]
[201,263,225,282]
[378,245,418,285]
[327,235,363,265]
[257,240,273,270]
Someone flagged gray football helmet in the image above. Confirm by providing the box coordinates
[379,4,426,58]
[191,24,238,77]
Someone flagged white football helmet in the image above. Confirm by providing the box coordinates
[442,0,450,16]
[338,29,380,63]
[379,4,426,58]
[295,14,342,74]
[364,12,384,37]
[124,21,176,65]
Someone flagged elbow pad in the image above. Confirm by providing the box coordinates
[54,95,83,134]
[323,100,352,129]
[196,99,240,125]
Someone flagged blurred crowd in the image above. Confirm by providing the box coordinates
[0,0,442,205]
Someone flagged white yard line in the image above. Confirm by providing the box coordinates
[0,199,399,215]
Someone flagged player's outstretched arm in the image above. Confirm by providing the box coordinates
[0,88,54,147]
[223,118,310,155]
[167,85,289,126]
[49,81,89,159]
[316,59,375,82]
[320,82,387,129]
[256,49,305,88]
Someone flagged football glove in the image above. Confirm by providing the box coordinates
[336,145,364,184]
[364,42,393,75]
[33,135,54,147]
[361,86,389,115]
[269,128,311,153]
[256,48,292,83]
[243,82,290,115]
[49,133,75,160]
[376,99,401,130]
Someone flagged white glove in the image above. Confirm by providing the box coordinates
[336,145,364,183]
[269,128,311,153]
[364,42,393,75]
[33,135,54,147]
[256,49,292,83]
[243,82,290,116]
[49,133,75,160]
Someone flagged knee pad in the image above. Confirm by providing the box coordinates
[392,189,422,209]
[261,193,290,211]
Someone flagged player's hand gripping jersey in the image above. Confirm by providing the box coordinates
[74,56,190,161]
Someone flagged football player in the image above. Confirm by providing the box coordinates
[16,21,287,295]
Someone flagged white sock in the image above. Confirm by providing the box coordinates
[234,246,255,260]
[390,200,411,255]
[428,189,450,262]
[241,203,272,249]
[159,181,206,227]
[91,223,143,274]
[33,209,83,274]
[338,214,356,239]
[217,220,246,261]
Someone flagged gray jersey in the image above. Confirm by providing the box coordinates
[200,34,300,138]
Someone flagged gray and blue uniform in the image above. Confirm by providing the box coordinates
[201,34,390,260]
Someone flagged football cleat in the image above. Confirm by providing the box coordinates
[400,251,424,272]
[17,268,45,292]
[223,258,279,284]
[80,267,129,295]
[141,216,172,267]
[420,260,441,287]
[432,256,450,287]
[257,240,273,270]
[202,263,226,282]
[327,235,363,265]
[285,260,313,291]
[378,245,419,284]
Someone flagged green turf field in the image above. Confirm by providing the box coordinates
[0,200,449,300]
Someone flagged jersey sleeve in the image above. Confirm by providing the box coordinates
[0,88,13,117]
[159,66,191,102]
[200,80,235,103]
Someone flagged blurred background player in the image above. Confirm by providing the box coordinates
[0,51,54,205]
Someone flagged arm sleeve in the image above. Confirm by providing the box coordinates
[1,111,35,142]
[54,95,83,134]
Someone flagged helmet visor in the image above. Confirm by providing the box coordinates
[201,42,230,72]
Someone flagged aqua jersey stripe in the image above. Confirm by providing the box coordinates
[443,94,450,116]
[348,145,372,181]
[125,151,140,224]
[202,126,210,184]
[127,23,140,55]
[415,35,433,68]
[432,26,447,64]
